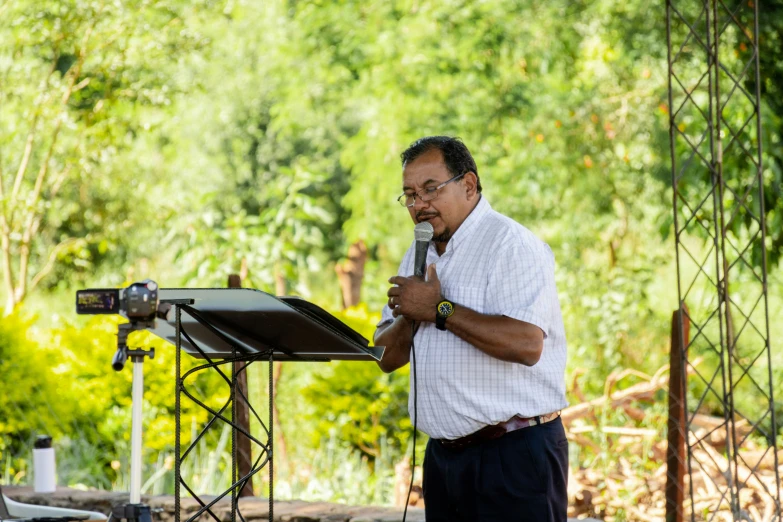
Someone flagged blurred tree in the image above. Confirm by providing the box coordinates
[0,0,207,312]
[162,1,355,294]
[278,0,676,384]
[755,0,783,263]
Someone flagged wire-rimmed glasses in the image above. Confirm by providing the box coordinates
[396,173,466,208]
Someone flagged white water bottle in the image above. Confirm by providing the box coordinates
[33,435,56,493]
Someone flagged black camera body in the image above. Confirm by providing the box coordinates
[76,280,159,322]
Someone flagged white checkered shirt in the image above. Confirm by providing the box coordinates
[378,196,568,440]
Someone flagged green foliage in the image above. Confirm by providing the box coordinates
[303,361,411,459]
[278,432,396,506]
[0,313,76,453]
[0,312,127,487]
[0,304,238,489]
[1,0,782,507]
[301,306,415,461]
[756,1,783,264]
[156,1,355,291]
[0,0,212,308]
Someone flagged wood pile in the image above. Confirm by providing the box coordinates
[564,364,782,521]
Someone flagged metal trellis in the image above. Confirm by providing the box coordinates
[666,0,781,520]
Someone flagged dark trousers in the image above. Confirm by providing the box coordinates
[423,417,569,522]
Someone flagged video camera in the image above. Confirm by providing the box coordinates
[76,279,159,323]
[76,280,163,371]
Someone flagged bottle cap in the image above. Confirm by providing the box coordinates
[34,435,53,449]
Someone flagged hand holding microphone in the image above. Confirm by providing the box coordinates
[388,264,442,322]
[387,222,442,322]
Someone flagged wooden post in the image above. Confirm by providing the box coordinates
[334,240,368,309]
[666,303,690,522]
[229,274,254,497]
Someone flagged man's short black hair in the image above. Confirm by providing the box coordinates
[400,136,482,193]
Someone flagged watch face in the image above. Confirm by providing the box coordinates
[437,301,454,317]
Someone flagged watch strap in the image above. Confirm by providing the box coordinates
[435,313,447,331]
[435,300,454,331]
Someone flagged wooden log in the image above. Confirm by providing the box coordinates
[697,443,769,494]
[688,413,753,449]
[561,365,669,426]
[568,426,657,437]
[737,448,783,471]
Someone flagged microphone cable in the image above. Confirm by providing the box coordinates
[402,320,418,521]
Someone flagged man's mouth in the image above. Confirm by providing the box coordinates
[417,214,438,222]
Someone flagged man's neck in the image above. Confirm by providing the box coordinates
[434,196,482,257]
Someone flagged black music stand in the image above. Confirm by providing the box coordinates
[149,289,383,522]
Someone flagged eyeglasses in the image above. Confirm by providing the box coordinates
[396,173,466,208]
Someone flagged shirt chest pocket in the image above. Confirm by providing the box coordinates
[440,284,486,314]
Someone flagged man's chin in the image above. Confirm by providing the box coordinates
[433,228,452,243]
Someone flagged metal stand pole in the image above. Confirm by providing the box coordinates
[112,347,154,522]
[130,356,144,505]
[268,355,273,522]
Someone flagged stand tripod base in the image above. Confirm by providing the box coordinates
[112,504,152,522]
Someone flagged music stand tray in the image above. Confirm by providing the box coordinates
[151,288,383,361]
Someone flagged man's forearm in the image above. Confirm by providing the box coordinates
[374,316,416,373]
[444,305,544,366]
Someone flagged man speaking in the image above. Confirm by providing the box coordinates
[374,136,569,521]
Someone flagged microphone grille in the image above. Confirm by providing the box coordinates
[414,221,434,241]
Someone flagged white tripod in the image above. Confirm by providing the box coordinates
[111,322,155,522]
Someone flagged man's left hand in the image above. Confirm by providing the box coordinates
[387,264,442,323]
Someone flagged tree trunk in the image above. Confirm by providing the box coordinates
[335,240,368,309]
[0,22,93,315]
[271,362,288,467]
[229,274,254,497]
[274,262,286,296]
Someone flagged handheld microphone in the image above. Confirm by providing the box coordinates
[413,222,434,278]
[404,220,433,522]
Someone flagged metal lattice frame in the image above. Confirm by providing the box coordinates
[667,0,781,520]
[174,305,274,522]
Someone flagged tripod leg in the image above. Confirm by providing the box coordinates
[112,504,152,522]
[130,356,144,505]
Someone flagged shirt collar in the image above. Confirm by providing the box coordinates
[442,195,491,254]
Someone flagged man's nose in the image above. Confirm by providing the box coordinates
[412,194,430,211]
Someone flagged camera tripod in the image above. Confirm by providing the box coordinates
[110,300,191,522]
[111,321,155,522]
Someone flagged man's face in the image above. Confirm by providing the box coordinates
[401,149,478,244]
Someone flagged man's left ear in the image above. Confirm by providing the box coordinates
[464,172,479,199]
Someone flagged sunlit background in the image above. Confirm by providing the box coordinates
[1,1,782,520]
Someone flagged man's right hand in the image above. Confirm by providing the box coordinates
[374,315,417,373]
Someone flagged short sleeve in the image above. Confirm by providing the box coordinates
[485,235,555,338]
